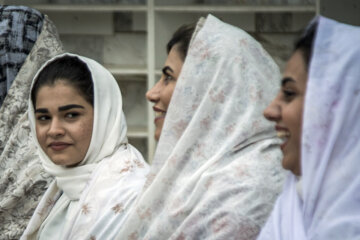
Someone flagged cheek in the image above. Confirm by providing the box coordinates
[163,84,176,107]
[77,118,94,148]
[291,112,302,138]
[290,102,303,163]
[35,125,47,147]
[285,101,303,135]
[294,100,304,138]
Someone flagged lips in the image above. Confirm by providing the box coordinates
[153,106,166,123]
[49,142,71,151]
[276,131,290,138]
[155,111,166,118]
[275,126,290,151]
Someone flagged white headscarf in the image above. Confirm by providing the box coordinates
[116,15,285,239]
[258,16,360,240]
[21,53,149,239]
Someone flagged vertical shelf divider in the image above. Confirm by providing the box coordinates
[147,0,156,163]
[316,0,320,16]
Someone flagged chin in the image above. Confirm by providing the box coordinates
[51,156,76,166]
[154,128,162,141]
[51,159,68,166]
[281,156,293,172]
[282,157,301,176]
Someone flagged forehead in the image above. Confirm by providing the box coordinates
[283,50,308,85]
[35,81,86,107]
[165,46,184,71]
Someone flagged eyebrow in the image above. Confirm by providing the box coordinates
[35,108,48,114]
[281,77,296,87]
[58,104,84,111]
[162,66,174,75]
[35,104,85,114]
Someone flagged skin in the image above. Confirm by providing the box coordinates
[146,44,184,141]
[263,50,308,176]
[35,80,94,166]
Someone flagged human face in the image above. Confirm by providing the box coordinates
[263,50,308,176]
[35,80,94,167]
[146,45,184,141]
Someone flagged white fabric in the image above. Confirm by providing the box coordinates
[21,53,149,239]
[258,16,360,240]
[116,14,285,240]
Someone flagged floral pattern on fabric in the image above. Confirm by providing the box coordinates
[0,15,64,240]
[116,15,285,240]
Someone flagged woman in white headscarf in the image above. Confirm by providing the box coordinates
[260,16,360,239]
[0,6,63,239]
[115,14,285,239]
[21,53,149,239]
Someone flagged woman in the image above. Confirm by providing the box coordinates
[259,17,360,239]
[116,15,285,239]
[146,22,195,141]
[0,6,63,239]
[21,53,149,239]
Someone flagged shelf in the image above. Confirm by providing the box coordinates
[105,65,148,76]
[29,4,147,13]
[24,3,316,13]
[154,5,316,13]
[128,126,148,138]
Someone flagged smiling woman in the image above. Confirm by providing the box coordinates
[263,50,308,176]
[35,83,94,166]
[258,17,360,240]
[116,15,285,239]
[263,22,315,176]
[146,23,195,141]
[21,54,149,239]
[32,57,94,167]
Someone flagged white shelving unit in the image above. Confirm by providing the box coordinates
[16,4,148,12]
[154,5,316,12]
[2,0,319,162]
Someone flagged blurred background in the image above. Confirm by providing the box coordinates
[1,0,358,162]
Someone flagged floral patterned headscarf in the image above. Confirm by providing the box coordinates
[116,14,285,239]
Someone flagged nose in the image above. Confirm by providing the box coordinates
[263,97,281,122]
[146,79,161,103]
[47,118,65,138]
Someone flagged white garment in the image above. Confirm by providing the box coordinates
[258,16,360,240]
[116,14,285,240]
[21,53,149,239]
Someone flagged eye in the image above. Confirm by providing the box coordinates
[36,115,50,121]
[282,89,296,101]
[65,112,80,119]
[164,73,174,83]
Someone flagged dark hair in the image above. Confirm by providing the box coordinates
[294,20,318,70]
[31,55,94,107]
[166,23,196,61]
